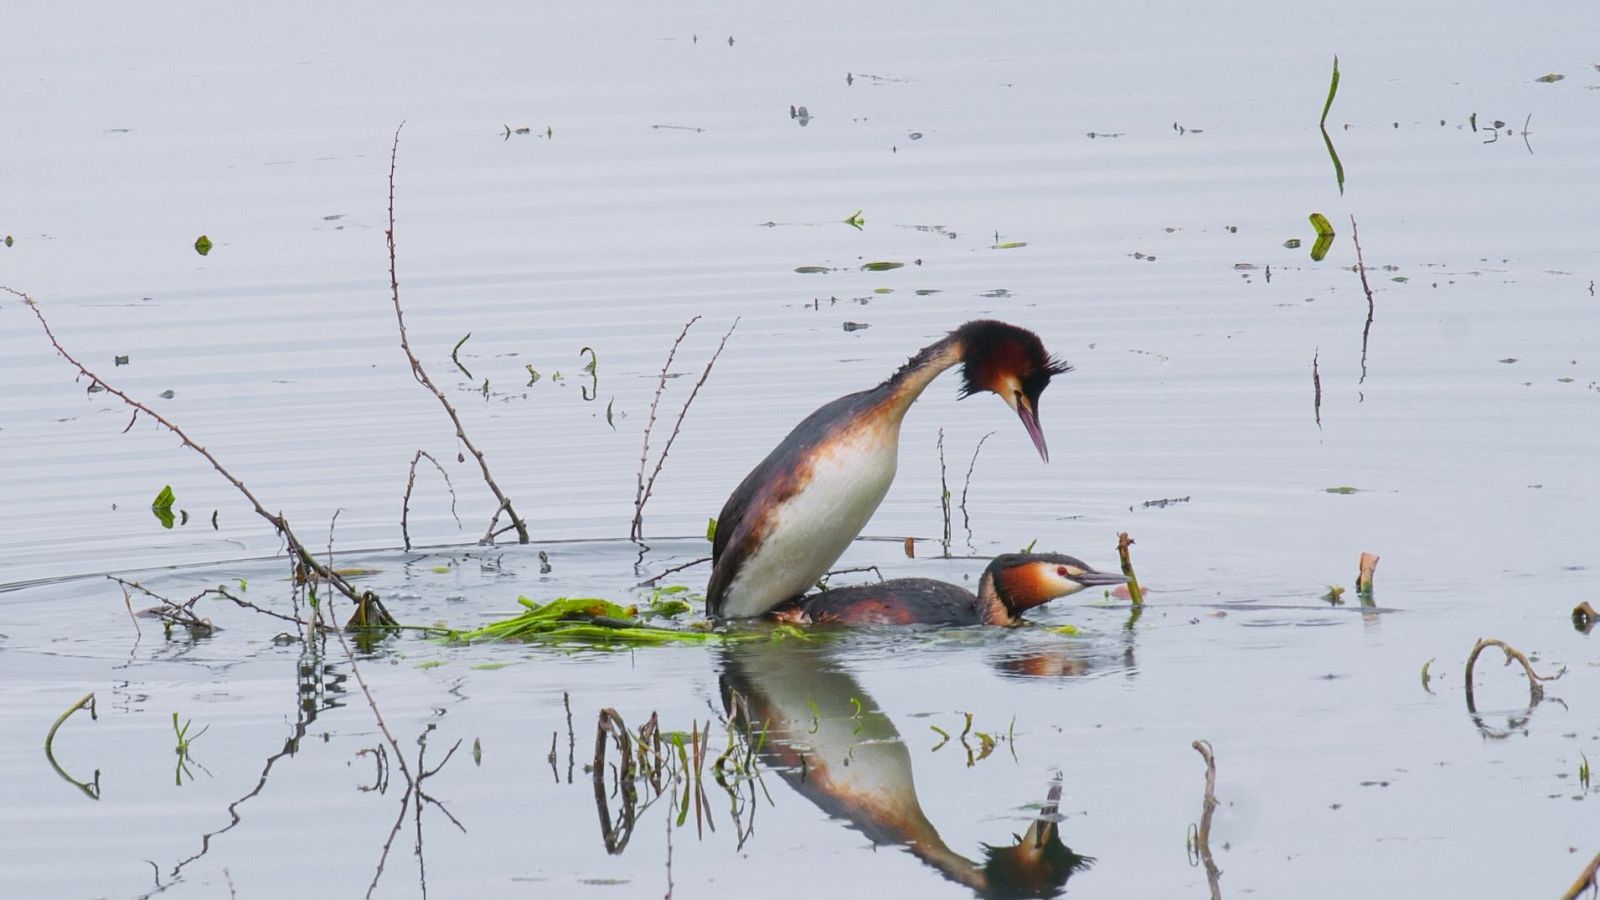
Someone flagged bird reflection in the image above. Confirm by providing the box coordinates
[720,638,1093,897]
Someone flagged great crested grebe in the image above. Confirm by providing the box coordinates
[707,320,1069,619]
[775,552,1126,626]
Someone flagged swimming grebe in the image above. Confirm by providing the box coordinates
[777,552,1127,626]
[707,321,1069,619]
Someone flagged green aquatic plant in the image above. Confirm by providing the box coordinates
[193,234,213,256]
[151,484,177,529]
[1319,56,1340,128]
[449,596,718,646]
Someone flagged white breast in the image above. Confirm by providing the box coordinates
[717,423,899,618]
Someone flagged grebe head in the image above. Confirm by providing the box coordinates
[953,321,1070,461]
[989,552,1127,621]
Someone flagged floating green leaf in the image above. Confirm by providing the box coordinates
[3,235,12,248]
[193,235,213,256]
[794,265,831,274]
[706,517,718,542]
[992,241,1027,250]
[1324,485,1360,494]
[1310,233,1334,262]
[844,209,865,229]
[1534,73,1565,83]
[1310,213,1335,238]
[152,484,176,529]
[861,261,903,272]
[1283,238,1302,249]
[1320,122,1346,195]
[1320,56,1340,128]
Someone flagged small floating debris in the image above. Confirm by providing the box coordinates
[861,261,904,272]
[193,235,213,256]
[1138,496,1191,509]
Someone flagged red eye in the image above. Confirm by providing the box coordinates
[1056,566,1068,577]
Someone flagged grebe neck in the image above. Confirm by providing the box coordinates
[975,571,1017,626]
[878,334,965,425]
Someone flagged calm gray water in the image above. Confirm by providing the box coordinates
[3,3,1598,898]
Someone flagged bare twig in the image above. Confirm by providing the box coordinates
[5,285,395,630]
[634,317,701,542]
[1560,850,1600,900]
[107,576,217,635]
[318,521,412,788]
[959,430,997,544]
[593,708,638,854]
[401,449,460,551]
[382,124,528,545]
[1311,350,1322,429]
[936,429,951,557]
[631,317,739,542]
[1464,637,1566,710]
[1190,740,1222,900]
[1350,216,1375,388]
[635,556,713,588]
[818,565,884,588]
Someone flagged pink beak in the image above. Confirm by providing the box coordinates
[1017,402,1049,462]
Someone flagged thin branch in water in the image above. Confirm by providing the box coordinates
[593,708,638,854]
[450,333,473,379]
[1189,739,1222,900]
[1311,350,1322,429]
[959,430,997,547]
[107,575,217,637]
[44,692,100,800]
[1464,637,1566,711]
[1350,215,1376,389]
[631,317,739,542]
[3,284,396,630]
[936,428,951,557]
[636,556,713,588]
[401,449,460,551]
[818,565,884,589]
[634,317,700,542]
[382,124,528,545]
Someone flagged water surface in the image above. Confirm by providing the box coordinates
[2,2,1598,897]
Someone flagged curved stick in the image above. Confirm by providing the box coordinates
[44,693,100,800]
[382,124,528,545]
[1191,739,1221,900]
[1463,637,1566,712]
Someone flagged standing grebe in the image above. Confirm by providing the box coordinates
[777,553,1126,626]
[707,321,1069,619]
